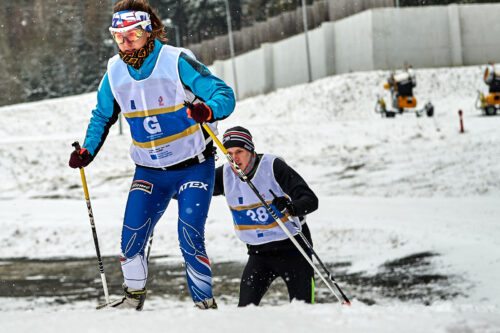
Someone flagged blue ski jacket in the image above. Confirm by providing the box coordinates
[83,39,235,158]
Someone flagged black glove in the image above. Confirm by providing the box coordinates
[272,196,296,215]
[69,147,92,168]
[186,102,212,123]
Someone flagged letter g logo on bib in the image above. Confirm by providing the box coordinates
[143,116,162,134]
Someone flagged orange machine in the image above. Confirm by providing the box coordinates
[476,62,500,116]
[375,66,433,118]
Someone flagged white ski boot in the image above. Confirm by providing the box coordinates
[194,297,218,309]
[107,285,147,311]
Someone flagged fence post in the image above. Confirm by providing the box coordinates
[458,109,465,133]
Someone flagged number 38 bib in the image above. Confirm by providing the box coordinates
[222,154,301,245]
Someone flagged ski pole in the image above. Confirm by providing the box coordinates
[72,141,110,304]
[201,124,350,305]
[269,189,350,305]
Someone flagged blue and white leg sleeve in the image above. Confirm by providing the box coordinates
[120,167,174,290]
[121,254,148,290]
[176,159,215,302]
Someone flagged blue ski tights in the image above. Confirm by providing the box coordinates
[120,158,215,303]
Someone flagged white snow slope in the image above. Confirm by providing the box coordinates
[0,65,499,332]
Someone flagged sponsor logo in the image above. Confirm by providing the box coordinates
[130,180,153,194]
[149,147,173,160]
[238,197,243,204]
[130,100,136,110]
[158,96,164,106]
[178,181,209,194]
[144,116,162,134]
[112,11,149,28]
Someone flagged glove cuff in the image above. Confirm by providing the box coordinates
[206,105,213,121]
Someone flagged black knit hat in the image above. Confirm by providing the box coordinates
[222,126,255,152]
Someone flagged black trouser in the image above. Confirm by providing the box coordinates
[238,251,314,306]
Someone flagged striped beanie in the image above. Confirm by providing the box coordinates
[222,126,255,152]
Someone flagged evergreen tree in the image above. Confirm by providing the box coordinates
[152,0,243,45]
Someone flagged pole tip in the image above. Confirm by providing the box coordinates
[342,302,351,306]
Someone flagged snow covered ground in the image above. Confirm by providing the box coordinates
[1,65,500,332]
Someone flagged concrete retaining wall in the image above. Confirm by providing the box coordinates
[209,4,500,100]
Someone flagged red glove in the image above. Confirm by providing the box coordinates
[69,147,92,169]
[186,103,212,123]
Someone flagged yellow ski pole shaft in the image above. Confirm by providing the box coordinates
[72,141,110,304]
[201,124,350,305]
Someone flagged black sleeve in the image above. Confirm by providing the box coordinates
[213,165,225,196]
[273,158,318,217]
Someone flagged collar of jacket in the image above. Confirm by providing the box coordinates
[125,39,164,81]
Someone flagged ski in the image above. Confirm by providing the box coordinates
[96,297,124,310]
[96,302,111,310]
